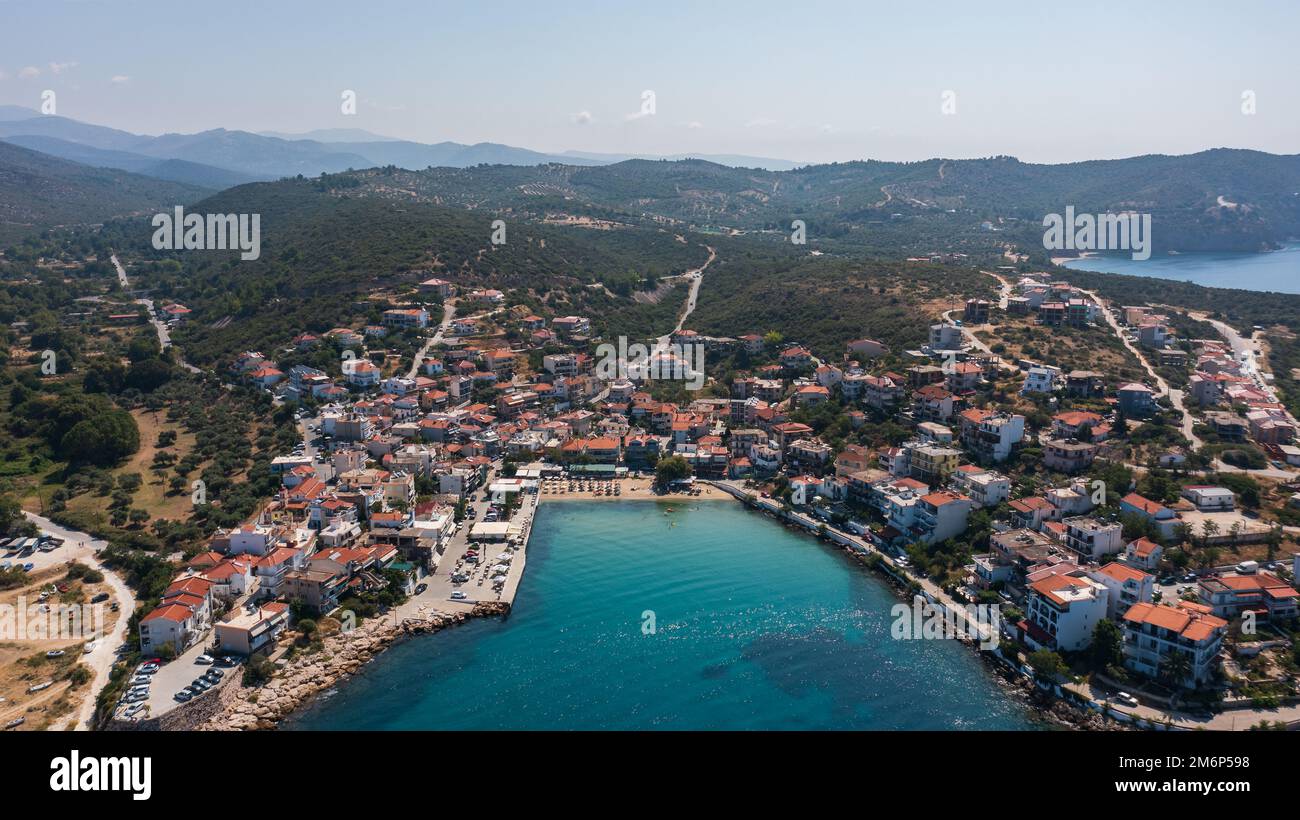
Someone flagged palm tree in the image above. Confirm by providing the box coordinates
[1161,650,1194,689]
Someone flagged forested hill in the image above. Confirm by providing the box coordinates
[323,149,1300,253]
[97,178,713,366]
[0,141,210,243]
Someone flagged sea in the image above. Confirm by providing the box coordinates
[1061,240,1300,294]
[288,500,1039,730]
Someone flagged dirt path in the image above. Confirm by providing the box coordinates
[20,511,135,731]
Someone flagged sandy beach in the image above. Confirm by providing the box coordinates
[1050,251,1095,266]
[539,479,730,502]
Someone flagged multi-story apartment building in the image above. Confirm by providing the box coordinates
[382,308,430,329]
[950,466,1011,508]
[1061,516,1124,563]
[913,491,973,543]
[1197,571,1300,620]
[929,323,964,350]
[905,441,962,485]
[957,409,1025,462]
[1121,601,1227,688]
[1087,562,1154,620]
[1042,438,1098,473]
[1021,572,1110,652]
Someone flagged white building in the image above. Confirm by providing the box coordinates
[1061,516,1125,563]
[1022,573,1110,652]
[1181,486,1235,511]
[929,323,964,351]
[1021,365,1061,394]
[1122,602,1227,688]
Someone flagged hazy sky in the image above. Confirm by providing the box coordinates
[1,0,1296,164]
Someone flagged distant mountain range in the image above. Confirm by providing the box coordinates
[0,108,806,192]
[560,150,806,171]
[2,103,1298,254]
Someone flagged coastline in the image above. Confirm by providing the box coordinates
[540,480,730,502]
[1051,251,1095,266]
[200,602,509,731]
[211,482,1100,732]
[706,481,1120,731]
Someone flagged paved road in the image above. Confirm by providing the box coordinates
[406,299,458,379]
[1078,287,1203,450]
[20,511,135,730]
[652,245,716,355]
[111,254,200,375]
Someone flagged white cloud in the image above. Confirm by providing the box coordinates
[819,123,835,134]
[18,66,40,79]
[0,70,8,81]
[625,90,655,120]
[684,121,703,130]
[745,117,777,128]
[110,75,130,84]
[571,110,592,125]
[49,61,78,74]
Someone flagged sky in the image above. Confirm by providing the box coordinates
[1,0,1297,165]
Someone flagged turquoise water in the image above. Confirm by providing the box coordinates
[289,501,1037,730]
[1062,240,1300,294]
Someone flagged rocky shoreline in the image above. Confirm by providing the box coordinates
[199,601,510,731]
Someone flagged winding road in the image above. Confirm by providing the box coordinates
[652,245,716,356]
[111,254,200,375]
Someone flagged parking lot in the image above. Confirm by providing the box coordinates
[398,460,536,614]
[114,638,241,722]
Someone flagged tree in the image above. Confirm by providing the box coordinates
[1160,650,1194,688]
[1027,648,1067,681]
[0,494,21,536]
[654,455,691,488]
[62,414,140,466]
[125,358,174,392]
[1091,619,1124,670]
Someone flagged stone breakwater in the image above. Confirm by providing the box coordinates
[200,601,511,731]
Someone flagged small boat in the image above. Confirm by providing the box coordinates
[3,717,24,730]
[27,681,54,693]
[45,650,65,658]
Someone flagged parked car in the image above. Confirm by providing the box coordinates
[1115,692,1140,708]
[195,654,214,665]
[90,592,111,604]
[450,590,468,600]
[174,691,192,702]
[414,583,428,595]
